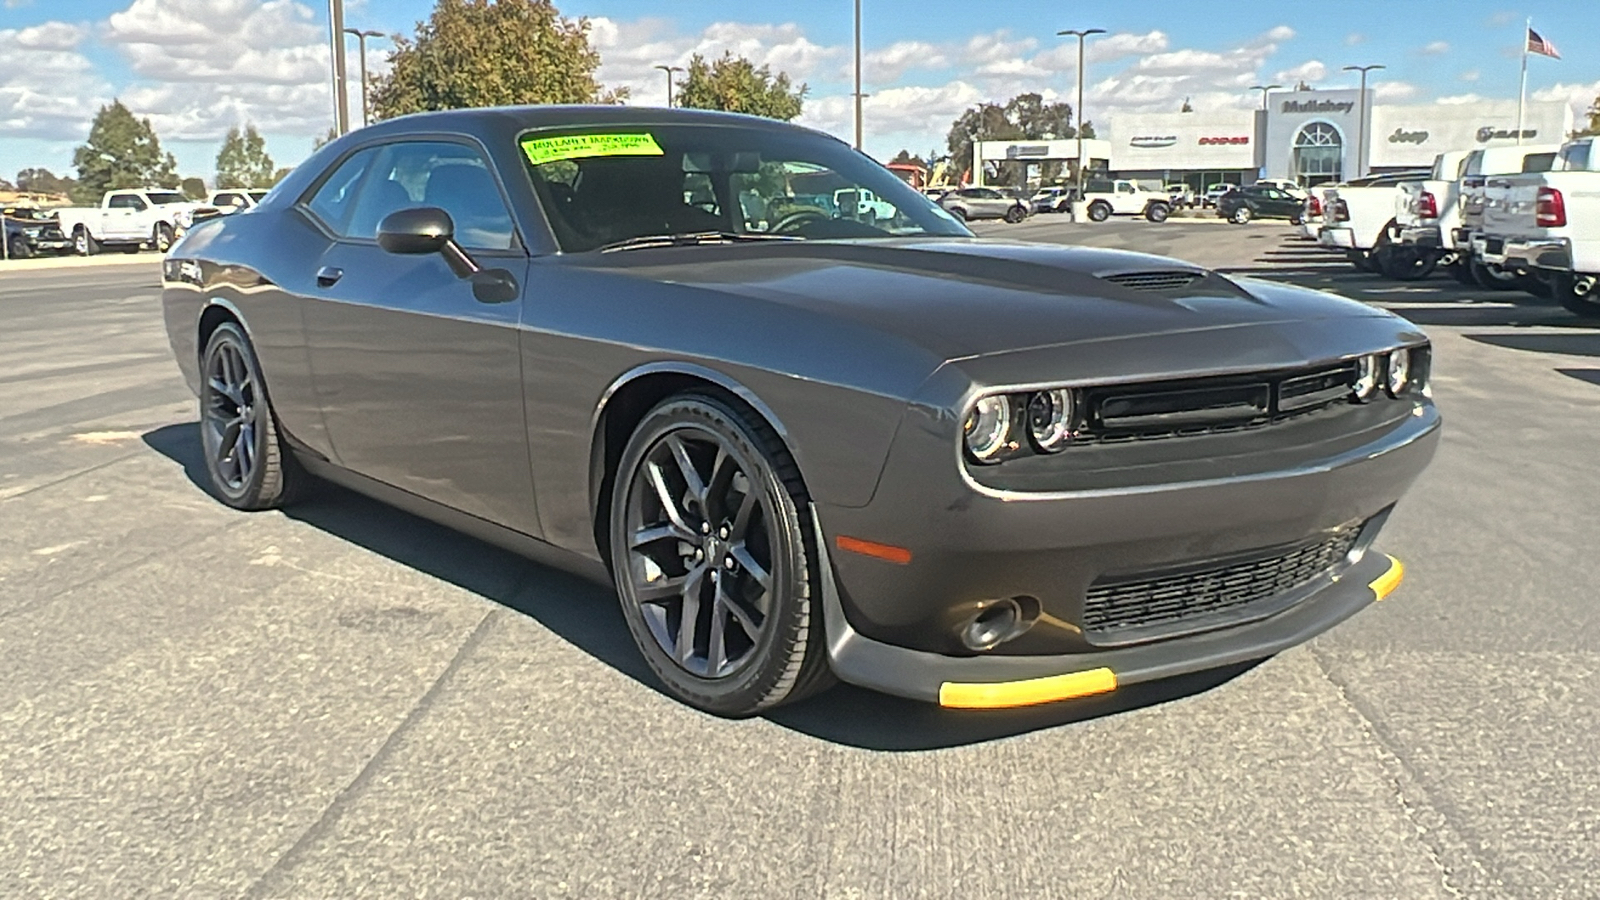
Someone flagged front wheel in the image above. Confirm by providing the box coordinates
[199,322,307,510]
[73,228,98,256]
[1230,206,1252,224]
[1004,206,1026,224]
[1087,201,1111,222]
[610,393,835,717]
[153,222,174,253]
[1145,203,1170,223]
[7,236,31,259]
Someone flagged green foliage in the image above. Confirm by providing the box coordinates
[676,52,805,122]
[946,93,1087,186]
[269,167,293,186]
[215,124,276,189]
[1577,95,1600,137]
[180,177,208,200]
[15,168,76,196]
[313,127,338,150]
[370,0,622,120]
[70,100,179,203]
[889,149,926,167]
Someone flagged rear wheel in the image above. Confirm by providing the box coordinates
[1087,201,1111,222]
[1447,259,1476,285]
[1552,274,1600,317]
[199,322,307,510]
[610,393,835,717]
[1378,245,1437,281]
[1470,259,1520,291]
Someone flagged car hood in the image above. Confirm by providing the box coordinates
[585,238,1393,362]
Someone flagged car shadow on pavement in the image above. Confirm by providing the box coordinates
[1466,332,1600,357]
[142,422,1263,751]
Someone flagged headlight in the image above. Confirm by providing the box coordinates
[1353,355,1380,400]
[1386,349,1411,396]
[1026,389,1074,453]
[963,395,1012,462]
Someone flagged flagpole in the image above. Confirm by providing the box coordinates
[1516,17,1529,145]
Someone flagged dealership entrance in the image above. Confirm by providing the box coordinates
[1293,122,1344,186]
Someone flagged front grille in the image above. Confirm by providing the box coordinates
[1083,524,1364,641]
[1072,361,1359,445]
[1101,271,1204,292]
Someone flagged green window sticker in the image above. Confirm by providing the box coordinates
[520,133,664,166]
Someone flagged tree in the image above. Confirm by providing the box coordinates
[1181,97,1194,113]
[16,168,76,196]
[312,127,338,150]
[1576,95,1600,137]
[945,93,1088,186]
[676,52,805,121]
[889,149,926,167]
[269,167,293,185]
[1004,93,1074,140]
[215,124,276,188]
[181,177,208,200]
[370,0,623,120]
[70,100,179,204]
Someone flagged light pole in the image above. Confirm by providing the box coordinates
[328,0,349,135]
[1058,28,1105,197]
[654,64,685,107]
[1249,83,1282,111]
[852,0,864,149]
[343,28,384,128]
[1343,64,1385,179]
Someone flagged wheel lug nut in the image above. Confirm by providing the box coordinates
[700,522,711,535]
[718,526,729,539]
[694,549,704,561]
[724,557,736,570]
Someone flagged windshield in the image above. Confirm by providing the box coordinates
[519,124,971,253]
[147,191,187,205]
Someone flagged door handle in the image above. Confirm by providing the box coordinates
[316,266,343,287]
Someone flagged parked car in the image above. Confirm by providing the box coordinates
[2,206,72,258]
[1455,144,1561,289]
[1029,186,1071,213]
[1164,184,1196,209]
[208,188,271,213]
[1216,185,1306,224]
[1474,136,1600,316]
[161,105,1436,717]
[1252,179,1307,198]
[1081,179,1171,222]
[1316,170,1432,277]
[833,187,897,222]
[938,186,1029,222]
[54,188,207,255]
[1394,151,1473,282]
[1202,183,1236,207]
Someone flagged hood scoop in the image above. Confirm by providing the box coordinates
[1101,271,1206,292]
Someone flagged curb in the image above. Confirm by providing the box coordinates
[0,254,164,273]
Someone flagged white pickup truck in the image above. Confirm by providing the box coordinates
[1395,150,1472,281]
[54,188,207,255]
[1080,179,1171,222]
[1452,144,1560,289]
[1473,137,1600,317]
[1316,170,1431,277]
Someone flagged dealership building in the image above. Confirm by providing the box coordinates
[1110,89,1573,188]
[976,89,1574,190]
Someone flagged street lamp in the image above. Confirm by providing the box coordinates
[654,64,685,107]
[328,0,349,135]
[1343,64,1385,179]
[1057,27,1106,199]
[1249,83,1282,111]
[343,28,384,128]
[853,0,864,149]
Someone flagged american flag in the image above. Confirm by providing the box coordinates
[1527,28,1561,59]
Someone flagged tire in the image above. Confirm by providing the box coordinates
[1290,215,1303,226]
[1553,273,1600,318]
[121,243,142,254]
[1378,245,1438,281]
[7,235,31,260]
[1230,206,1252,224]
[198,322,307,510]
[1448,260,1475,285]
[153,222,174,253]
[1003,205,1026,224]
[610,392,835,717]
[1518,273,1553,299]
[1470,258,1520,291]
[73,227,98,256]
[1087,201,1111,222]
[1145,202,1170,223]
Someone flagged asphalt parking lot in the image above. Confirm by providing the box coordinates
[3,223,1599,898]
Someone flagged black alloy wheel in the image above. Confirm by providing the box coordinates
[199,322,305,510]
[611,393,834,716]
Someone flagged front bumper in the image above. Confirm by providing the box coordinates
[1471,234,1572,272]
[1318,226,1356,249]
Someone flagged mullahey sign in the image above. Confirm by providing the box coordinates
[1281,99,1356,115]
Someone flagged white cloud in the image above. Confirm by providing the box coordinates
[1459,69,1480,82]
[0,21,110,141]
[1530,80,1600,110]
[1345,33,1365,46]
[1418,41,1450,56]
[1436,94,1485,105]
[1486,11,1518,28]
[1374,81,1419,101]
[1274,60,1326,85]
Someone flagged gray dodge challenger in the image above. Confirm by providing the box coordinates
[161,106,1439,717]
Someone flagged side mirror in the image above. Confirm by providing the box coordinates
[377,206,480,279]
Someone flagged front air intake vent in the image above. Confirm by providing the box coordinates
[1101,271,1204,292]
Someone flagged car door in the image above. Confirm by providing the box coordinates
[299,138,540,535]
[976,188,1008,218]
[105,194,143,240]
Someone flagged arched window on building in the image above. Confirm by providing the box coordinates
[1293,122,1343,186]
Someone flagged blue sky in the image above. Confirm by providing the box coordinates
[3,0,1597,185]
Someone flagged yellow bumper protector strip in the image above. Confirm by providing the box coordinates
[1369,555,1405,601]
[520,133,664,166]
[939,667,1117,709]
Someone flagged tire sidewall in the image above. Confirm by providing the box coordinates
[1232,207,1252,224]
[1146,203,1169,223]
[609,394,816,716]
[200,323,274,508]
[1088,202,1111,222]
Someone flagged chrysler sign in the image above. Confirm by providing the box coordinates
[1129,135,1178,148]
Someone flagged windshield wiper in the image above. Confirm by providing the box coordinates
[597,231,803,253]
